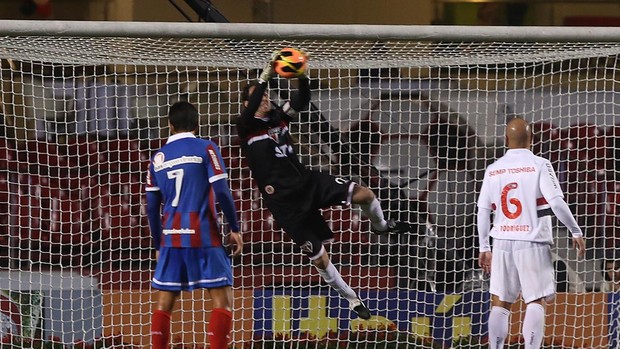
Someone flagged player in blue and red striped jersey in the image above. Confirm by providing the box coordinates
[146,101,243,349]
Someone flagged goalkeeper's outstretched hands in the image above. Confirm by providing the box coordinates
[259,50,280,83]
[297,49,309,79]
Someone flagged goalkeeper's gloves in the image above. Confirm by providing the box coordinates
[297,49,310,79]
[258,50,280,83]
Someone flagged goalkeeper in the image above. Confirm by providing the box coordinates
[236,52,409,320]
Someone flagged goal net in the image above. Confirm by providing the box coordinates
[0,21,619,348]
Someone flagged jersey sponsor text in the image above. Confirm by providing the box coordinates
[489,166,536,177]
[163,228,196,235]
[153,155,203,172]
[207,149,222,171]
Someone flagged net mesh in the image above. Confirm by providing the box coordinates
[3,36,620,66]
[0,26,619,348]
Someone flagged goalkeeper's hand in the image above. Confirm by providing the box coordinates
[297,49,310,79]
[259,50,280,83]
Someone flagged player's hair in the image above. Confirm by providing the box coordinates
[168,101,199,132]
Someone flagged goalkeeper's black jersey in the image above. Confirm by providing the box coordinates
[236,79,311,201]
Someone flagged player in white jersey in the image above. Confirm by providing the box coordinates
[477,117,585,349]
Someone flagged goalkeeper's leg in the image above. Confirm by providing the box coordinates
[312,247,371,320]
[352,185,407,234]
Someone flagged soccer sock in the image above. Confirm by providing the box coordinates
[151,309,171,349]
[488,306,510,349]
[208,308,233,349]
[359,198,388,231]
[316,261,358,302]
[523,303,545,349]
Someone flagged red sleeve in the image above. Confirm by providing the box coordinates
[205,143,228,183]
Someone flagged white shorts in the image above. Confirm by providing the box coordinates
[490,239,555,303]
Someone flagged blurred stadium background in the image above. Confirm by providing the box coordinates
[0,1,620,348]
[0,0,618,25]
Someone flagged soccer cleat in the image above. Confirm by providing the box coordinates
[350,299,372,320]
[373,218,409,235]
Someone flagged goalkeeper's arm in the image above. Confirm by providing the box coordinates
[239,81,268,122]
[286,76,310,114]
[239,51,278,121]
[288,48,311,113]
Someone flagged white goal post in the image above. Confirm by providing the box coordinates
[0,20,619,348]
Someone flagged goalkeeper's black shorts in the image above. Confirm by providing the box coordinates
[265,170,355,260]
